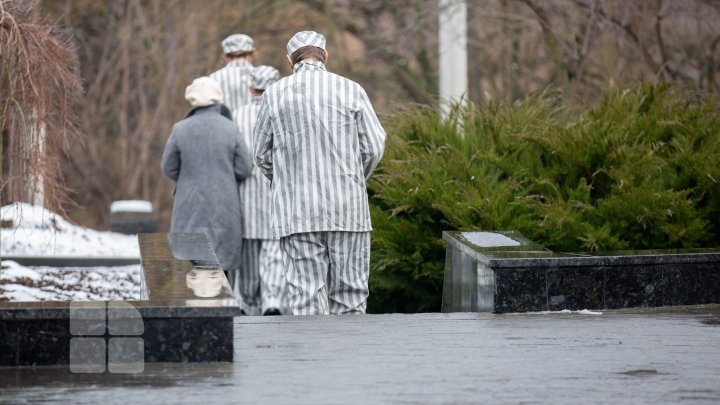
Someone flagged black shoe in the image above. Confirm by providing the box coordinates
[263,308,282,316]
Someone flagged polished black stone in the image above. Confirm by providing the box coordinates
[663,263,720,306]
[0,320,71,366]
[143,317,234,362]
[547,267,604,311]
[604,266,664,309]
[0,233,240,366]
[494,268,547,313]
[443,231,720,313]
[0,316,234,366]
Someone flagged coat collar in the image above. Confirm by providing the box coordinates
[293,60,326,73]
[183,103,233,120]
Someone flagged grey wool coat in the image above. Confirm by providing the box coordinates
[161,103,252,271]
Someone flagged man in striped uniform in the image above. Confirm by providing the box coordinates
[253,31,386,315]
[210,33,255,311]
[210,33,255,110]
[233,66,285,316]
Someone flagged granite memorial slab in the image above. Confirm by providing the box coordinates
[442,230,720,313]
[0,233,241,367]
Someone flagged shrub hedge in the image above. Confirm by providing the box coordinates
[367,85,720,313]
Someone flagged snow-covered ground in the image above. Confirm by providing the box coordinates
[1,203,142,302]
[1,202,140,257]
[0,260,142,301]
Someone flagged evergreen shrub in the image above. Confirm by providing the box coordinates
[367,85,720,313]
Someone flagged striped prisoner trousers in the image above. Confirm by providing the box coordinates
[280,231,370,315]
[233,239,285,315]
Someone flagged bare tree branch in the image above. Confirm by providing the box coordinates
[298,0,437,104]
[518,0,574,86]
[654,0,674,80]
[1,0,83,211]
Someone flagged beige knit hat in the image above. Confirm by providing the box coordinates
[185,76,223,107]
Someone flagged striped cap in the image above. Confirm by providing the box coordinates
[287,31,326,55]
[251,65,280,90]
[221,34,254,54]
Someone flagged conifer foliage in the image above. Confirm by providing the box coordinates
[367,85,720,313]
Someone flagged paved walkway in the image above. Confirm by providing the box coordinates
[1,308,719,404]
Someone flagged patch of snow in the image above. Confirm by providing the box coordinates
[1,283,59,302]
[1,202,139,257]
[1,204,144,302]
[577,309,603,315]
[0,260,41,281]
[110,200,153,213]
[0,260,142,302]
[508,309,603,315]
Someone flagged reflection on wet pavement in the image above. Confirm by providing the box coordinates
[1,309,720,404]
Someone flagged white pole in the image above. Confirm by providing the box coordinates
[439,0,468,117]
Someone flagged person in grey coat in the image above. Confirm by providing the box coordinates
[161,76,252,280]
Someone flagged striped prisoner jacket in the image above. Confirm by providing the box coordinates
[253,60,386,238]
[209,60,254,110]
[234,98,274,240]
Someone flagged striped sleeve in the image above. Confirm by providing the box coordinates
[355,86,386,179]
[233,131,253,181]
[253,95,274,182]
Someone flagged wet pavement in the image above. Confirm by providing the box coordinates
[1,308,720,404]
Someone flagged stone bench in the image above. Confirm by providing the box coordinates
[0,233,241,368]
[442,231,720,313]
